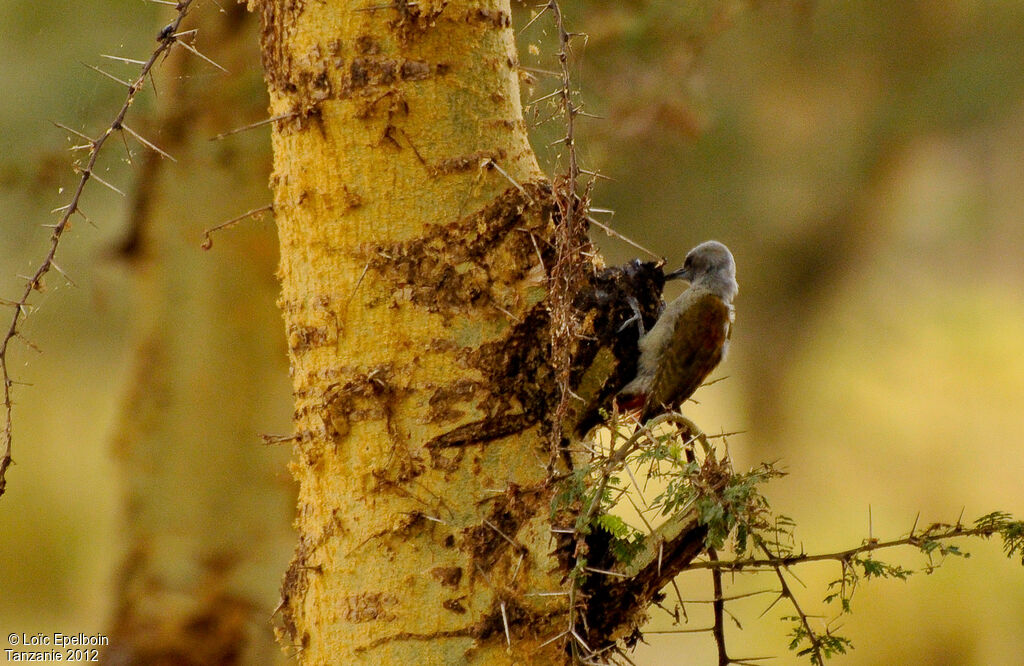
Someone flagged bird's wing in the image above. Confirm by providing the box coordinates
[642,291,731,420]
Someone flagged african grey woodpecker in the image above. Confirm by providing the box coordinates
[619,240,738,422]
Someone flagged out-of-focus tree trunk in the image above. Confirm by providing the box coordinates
[256,1,572,662]
[107,6,295,664]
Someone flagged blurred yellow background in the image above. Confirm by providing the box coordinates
[1,1,1022,664]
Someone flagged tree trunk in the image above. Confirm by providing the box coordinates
[107,6,294,664]
[256,1,570,662]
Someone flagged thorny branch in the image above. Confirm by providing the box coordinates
[521,4,634,662]
[676,509,1020,664]
[546,0,590,455]
[681,521,1009,572]
[534,2,602,660]
[0,0,211,497]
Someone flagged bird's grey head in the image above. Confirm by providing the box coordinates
[666,240,738,303]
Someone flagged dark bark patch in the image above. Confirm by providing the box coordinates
[287,323,334,353]
[277,524,329,644]
[460,483,537,568]
[255,0,308,95]
[364,182,562,455]
[425,413,533,449]
[400,59,432,81]
[319,364,396,440]
[349,56,398,90]
[430,566,463,587]
[426,379,479,424]
[390,2,449,43]
[355,35,381,55]
[365,181,554,314]
[470,9,511,29]
[341,592,399,623]
[473,596,537,644]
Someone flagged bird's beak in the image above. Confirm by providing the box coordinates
[665,266,692,282]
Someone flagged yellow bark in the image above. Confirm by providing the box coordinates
[257,1,569,662]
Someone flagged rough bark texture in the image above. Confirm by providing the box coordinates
[256,1,572,662]
[107,6,294,664]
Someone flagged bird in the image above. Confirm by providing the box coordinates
[618,240,738,422]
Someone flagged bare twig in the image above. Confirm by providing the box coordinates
[210,111,295,141]
[709,547,730,666]
[200,204,273,249]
